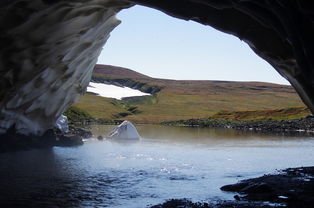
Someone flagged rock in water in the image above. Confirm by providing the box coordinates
[108,121,140,140]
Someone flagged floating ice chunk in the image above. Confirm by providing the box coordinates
[87,82,150,100]
[108,121,140,140]
[55,114,69,133]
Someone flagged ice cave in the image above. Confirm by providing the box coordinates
[0,0,314,136]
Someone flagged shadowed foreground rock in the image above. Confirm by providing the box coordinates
[0,126,92,153]
[221,167,314,208]
[149,198,282,208]
[150,167,314,208]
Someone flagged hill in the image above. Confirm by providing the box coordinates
[72,64,309,124]
[93,64,151,79]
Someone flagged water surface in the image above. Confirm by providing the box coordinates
[1,125,314,207]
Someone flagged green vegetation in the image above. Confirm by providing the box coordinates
[212,107,310,121]
[71,94,123,119]
[122,95,158,105]
[65,103,122,125]
[161,118,238,127]
[162,107,311,127]
[64,106,93,124]
[72,65,310,124]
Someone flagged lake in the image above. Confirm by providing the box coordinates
[1,125,314,207]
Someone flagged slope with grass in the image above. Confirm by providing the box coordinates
[72,64,309,124]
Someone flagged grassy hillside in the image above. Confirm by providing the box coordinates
[72,64,309,123]
[211,107,310,121]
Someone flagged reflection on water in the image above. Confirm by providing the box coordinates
[1,125,314,207]
[0,149,82,207]
[92,124,312,147]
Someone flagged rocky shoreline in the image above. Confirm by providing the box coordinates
[162,116,314,136]
[150,198,278,208]
[0,125,93,153]
[221,166,314,208]
[150,166,314,208]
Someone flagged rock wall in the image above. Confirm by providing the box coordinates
[0,0,132,135]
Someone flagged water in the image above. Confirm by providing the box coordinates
[1,125,314,207]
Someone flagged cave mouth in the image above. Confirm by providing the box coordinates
[0,0,313,136]
[99,5,289,85]
[83,5,308,126]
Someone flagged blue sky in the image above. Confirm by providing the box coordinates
[97,5,289,85]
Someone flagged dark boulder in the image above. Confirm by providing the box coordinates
[68,126,93,139]
[55,134,83,147]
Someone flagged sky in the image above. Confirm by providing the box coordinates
[97,5,289,85]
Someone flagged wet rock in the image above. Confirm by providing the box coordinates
[151,166,314,208]
[55,134,83,147]
[234,195,241,201]
[221,166,314,208]
[149,198,279,208]
[0,129,55,153]
[221,182,249,192]
[0,126,87,153]
[222,182,276,201]
[97,135,103,140]
[68,126,92,139]
[150,199,210,208]
[240,182,274,194]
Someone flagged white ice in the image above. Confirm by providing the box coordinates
[0,0,127,135]
[108,120,140,140]
[87,82,150,100]
[54,114,69,133]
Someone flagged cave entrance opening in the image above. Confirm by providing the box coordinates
[78,5,308,125]
[98,5,288,85]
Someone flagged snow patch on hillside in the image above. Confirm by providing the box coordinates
[87,82,150,100]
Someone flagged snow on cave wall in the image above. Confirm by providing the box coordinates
[0,0,132,135]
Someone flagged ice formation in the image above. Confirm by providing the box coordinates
[87,82,150,100]
[108,121,140,140]
[0,0,132,135]
[54,115,69,133]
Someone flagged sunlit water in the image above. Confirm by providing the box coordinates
[1,125,314,207]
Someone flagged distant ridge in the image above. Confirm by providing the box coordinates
[94,64,151,79]
[94,64,288,86]
[72,64,308,124]
[93,64,295,95]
